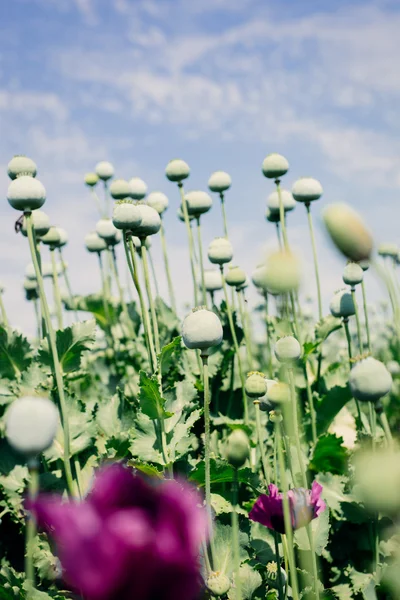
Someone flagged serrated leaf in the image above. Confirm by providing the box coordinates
[138,371,173,420]
[127,461,163,479]
[129,411,164,464]
[316,385,352,436]
[38,320,96,374]
[0,326,32,379]
[157,336,182,375]
[309,434,348,475]
[96,394,121,438]
[189,458,259,489]
[315,315,342,342]
[32,535,59,581]
[212,522,248,576]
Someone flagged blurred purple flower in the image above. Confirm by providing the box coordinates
[28,463,208,600]
[249,481,326,533]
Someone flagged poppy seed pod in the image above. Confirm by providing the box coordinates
[24,278,38,292]
[106,230,122,247]
[267,189,296,213]
[252,264,267,288]
[112,200,142,231]
[323,203,373,261]
[387,360,400,376]
[203,269,223,292]
[206,572,231,597]
[42,263,53,278]
[7,176,46,212]
[378,243,398,258]
[267,382,291,404]
[133,203,161,237]
[262,153,289,179]
[6,396,59,457]
[95,161,114,181]
[85,232,107,253]
[147,191,169,215]
[292,177,323,203]
[245,371,268,398]
[25,264,36,280]
[259,378,277,411]
[265,208,280,223]
[226,429,250,468]
[109,178,130,200]
[84,172,99,187]
[261,251,301,294]
[96,218,119,241]
[208,170,232,193]
[225,265,247,287]
[56,227,68,247]
[358,259,370,272]
[41,226,61,247]
[343,262,363,287]
[329,289,355,319]
[182,307,223,351]
[274,336,301,363]
[177,206,195,222]
[349,357,392,403]
[21,210,50,238]
[165,159,190,182]
[129,177,148,200]
[185,190,213,217]
[208,237,233,265]
[7,155,37,180]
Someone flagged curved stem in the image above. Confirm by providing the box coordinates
[97,253,112,329]
[159,223,177,313]
[196,217,208,307]
[231,469,242,600]
[50,249,63,330]
[238,289,253,369]
[25,459,39,598]
[361,280,372,354]
[351,288,363,354]
[275,180,289,250]
[148,250,160,298]
[140,240,161,355]
[0,294,8,327]
[58,249,79,321]
[255,402,270,484]
[219,192,229,238]
[305,203,323,321]
[178,183,199,305]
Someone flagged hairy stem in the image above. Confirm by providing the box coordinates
[361,280,372,354]
[351,288,363,354]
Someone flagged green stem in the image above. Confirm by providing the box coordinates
[25,213,74,496]
[159,223,177,313]
[231,469,242,600]
[196,217,208,307]
[238,289,253,369]
[148,250,160,298]
[0,293,8,327]
[50,249,63,330]
[74,458,83,499]
[58,248,79,321]
[178,183,199,305]
[140,240,161,355]
[97,253,112,329]
[103,181,110,217]
[33,298,41,341]
[264,292,274,378]
[110,247,128,314]
[201,353,216,561]
[361,280,372,354]
[343,318,364,429]
[276,222,283,249]
[90,188,104,217]
[288,367,308,489]
[275,180,289,250]
[305,203,323,321]
[378,410,393,447]
[25,460,39,598]
[255,402,270,484]
[351,288,363,354]
[273,531,285,600]
[219,192,229,238]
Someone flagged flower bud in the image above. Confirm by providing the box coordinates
[112,200,142,230]
[185,190,212,217]
[85,232,107,253]
[378,243,398,258]
[323,203,373,261]
[204,269,223,292]
[245,371,267,398]
[6,396,59,457]
[21,210,50,238]
[182,307,223,351]
[109,178,130,200]
[342,262,363,287]
[267,382,290,404]
[226,429,250,468]
[265,208,280,223]
[56,227,68,247]
[147,191,169,215]
[206,573,231,596]
[129,177,147,200]
[267,189,296,213]
[165,159,190,182]
[260,251,301,294]
[274,336,301,363]
[84,172,99,187]
[225,266,246,288]
[262,153,289,179]
[95,161,114,181]
[96,218,119,241]
[7,155,37,180]
[41,226,61,247]
[292,177,323,203]
[349,357,392,403]
[133,203,161,237]
[7,176,46,211]
[329,289,355,319]
[208,237,233,265]
[208,171,232,193]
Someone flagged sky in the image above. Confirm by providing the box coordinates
[0,0,399,335]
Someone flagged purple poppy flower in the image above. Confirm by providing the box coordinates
[27,463,208,600]
[249,481,326,533]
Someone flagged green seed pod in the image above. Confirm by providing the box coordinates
[226,429,250,468]
[267,189,296,213]
[42,262,53,279]
[129,177,147,200]
[204,269,223,292]
[208,171,232,193]
[25,264,36,280]
[266,562,288,589]
[131,235,141,249]
[274,336,301,363]
[21,210,50,238]
[95,161,114,181]
[292,177,323,203]
[109,178,130,200]
[206,572,231,596]
[237,277,249,291]
[323,203,373,261]
[358,259,370,271]
[259,379,276,411]
[84,172,99,187]
[147,191,169,215]
[23,278,37,292]
[133,203,161,237]
[245,371,267,398]
[342,262,363,287]
[56,227,68,247]
[177,206,195,222]
[7,176,46,211]
[112,200,142,230]
[7,155,37,180]
[378,243,398,258]
[269,409,283,423]
[262,153,289,179]
[6,396,59,457]
[387,361,400,376]
[106,230,122,247]
[165,158,190,182]
[208,237,233,265]
[349,357,392,403]
[85,232,107,253]
[267,382,290,404]
[265,208,281,223]
[185,190,212,217]
[225,265,246,287]
[329,289,355,318]
[354,448,400,514]
[252,264,267,288]
[260,251,301,294]
[96,218,119,241]
[41,226,61,247]
[182,307,223,351]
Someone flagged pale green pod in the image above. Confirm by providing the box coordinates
[265,208,280,223]
[56,227,68,247]
[342,262,364,287]
[109,178,130,200]
[25,264,36,280]
[84,172,99,187]
[266,381,291,404]
[112,200,142,230]
[7,176,46,211]
[251,264,268,288]
[165,158,190,182]
[226,429,250,468]
[225,265,246,287]
[208,170,232,193]
[177,206,195,222]
[132,203,161,237]
[85,232,107,253]
[182,307,223,350]
[7,155,37,180]
[292,177,323,203]
[206,572,231,596]
[266,563,288,590]
[329,289,355,318]
[387,360,400,376]
[129,177,148,200]
[95,161,114,181]
[274,336,301,363]
[203,269,223,292]
[323,203,373,261]
[262,153,289,179]
[185,190,213,217]
[96,218,119,240]
[267,188,296,213]
[106,230,122,247]
[23,278,37,292]
[41,226,61,247]
[349,357,392,403]
[260,251,301,294]
[207,237,233,265]
[42,262,54,278]
[378,243,398,258]
[6,396,59,457]
[21,209,50,238]
[245,371,267,398]
[358,259,370,271]
[147,191,169,215]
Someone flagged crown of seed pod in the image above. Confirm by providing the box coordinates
[182,307,223,351]
[378,243,398,258]
[262,153,289,179]
[329,289,355,319]
[7,176,46,212]
[6,396,59,457]
[85,232,107,253]
[265,208,281,223]
[96,218,119,241]
[208,237,233,265]
[226,429,250,468]
[267,381,291,404]
[267,189,296,213]
[165,159,190,182]
[56,227,68,247]
[225,265,246,288]
[84,172,99,187]
[274,336,301,363]
[7,155,37,180]
[261,251,301,295]
[323,203,373,261]
[185,190,213,217]
[245,371,268,398]
[146,191,169,215]
[203,269,223,292]
[349,357,392,403]
[129,177,148,200]
[95,161,114,181]
[292,177,323,203]
[177,206,195,222]
[208,170,232,193]
[131,203,161,237]
[343,262,363,287]
[109,178,130,200]
[21,210,50,238]
[206,572,231,597]
[112,200,143,231]
[41,226,61,247]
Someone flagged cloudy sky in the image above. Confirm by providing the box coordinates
[1,0,399,334]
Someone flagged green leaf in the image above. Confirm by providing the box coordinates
[316,385,352,436]
[38,320,96,374]
[212,522,248,576]
[127,461,163,479]
[315,315,342,342]
[0,326,32,379]
[189,458,259,489]
[294,507,330,555]
[129,411,164,464]
[64,294,118,329]
[303,341,320,359]
[45,396,95,461]
[309,434,348,475]
[228,564,262,600]
[138,371,173,420]
[157,336,182,375]
[32,535,59,581]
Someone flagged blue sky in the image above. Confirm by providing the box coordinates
[1,0,399,333]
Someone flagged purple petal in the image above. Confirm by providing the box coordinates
[249,492,286,533]
[310,480,326,518]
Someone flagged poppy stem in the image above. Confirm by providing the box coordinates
[159,222,177,313]
[201,352,215,564]
[140,240,161,355]
[196,217,208,308]
[219,192,229,238]
[305,203,322,321]
[343,318,364,430]
[90,187,104,218]
[351,288,363,354]
[0,292,8,328]
[254,401,270,485]
[178,183,199,306]
[50,248,63,330]
[264,292,274,378]
[287,367,308,490]
[237,288,253,370]
[275,179,289,250]
[148,249,160,298]
[231,468,242,600]
[273,531,285,600]
[361,280,372,354]
[25,459,39,598]
[58,248,79,322]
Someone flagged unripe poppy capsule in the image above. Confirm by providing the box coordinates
[185,190,213,217]
[323,203,373,261]
[262,153,289,179]
[96,218,119,241]
[206,572,231,596]
[165,159,190,182]
[203,269,223,292]
[225,265,246,287]
[147,191,169,215]
[245,371,267,398]
[329,289,355,318]
[226,429,250,468]
[133,203,161,237]
[84,172,99,187]
[182,307,223,351]
[7,155,37,180]
[129,177,147,200]
[21,210,50,238]
[6,396,59,457]
[56,227,68,247]
[208,237,233,265]
[208,170,232,193]
[177,206,195,222]
[378,243,398,258]
[349,357,392,403]
[95,161,114,181]
[109,178,130,200]
[343,262,363,287]
[265,208,280,223]
[267,189,296,213]
[267,382,291,404]
[274,336,301,363]
[292,177,323,203]
[85,232,107,253]
[41,226,61,247]
[7,176,46,212]
[112,201,142,231]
